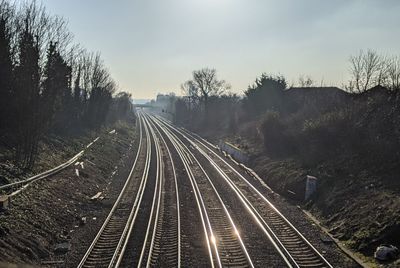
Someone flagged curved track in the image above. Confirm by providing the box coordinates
[148,113,257,268]
[77,110,334,268]
[150,114,333,268]
[78,114,152,268]
[131,114,181,267]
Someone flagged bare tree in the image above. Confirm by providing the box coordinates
[375,55,390,87]
[387,56,400,91]
[91,52,113,91]
[191,68,230,122]
[298,75,314,87]
[16,1,49,69]
[181,80,198,109]
[46,15,73,55]
[181,79,198,98]
[362,49,381,91]
[192,68,229,100]
[177,68,230,126]
[349,50,365,92]
[349,49,385,93]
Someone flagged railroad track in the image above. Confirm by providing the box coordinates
[78,114,152,268]
[77,110,333,267]
[151,114,333,268]
[147,114,254,267]
[133,114,181,267]
[147,114,216,267]
[147,118,212,267]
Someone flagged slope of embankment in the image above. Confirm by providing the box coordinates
[201,87,400,267]
[0,118,138,267]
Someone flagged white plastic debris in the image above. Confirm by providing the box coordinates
[90,192,102,200]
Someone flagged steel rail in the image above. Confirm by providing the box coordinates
[137,114,163,267]
[181,127,333,268]
[156,115,334,268]
[112,111,153,268]
[149,114,255,268]
[0,135,104,195]
[142,114,181,267]
[78,113,151,268]
[0,151,83,194]
[152,116,296,267]
[146,114,217,268]
[148,114,255,268]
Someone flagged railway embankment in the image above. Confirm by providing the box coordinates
[176,87,400,267]
[0,119,138,267]
[153,114,359,267]
[197,128,400,268]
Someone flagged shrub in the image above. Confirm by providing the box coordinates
[260,107,363,165]
[299,109,360,165]
[260,111,294,156]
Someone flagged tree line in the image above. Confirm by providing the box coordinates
[0,1,132,169]
[171,49,400,130]
[348,49,400,93]
[168,48,400,166]
[173,68,236,130]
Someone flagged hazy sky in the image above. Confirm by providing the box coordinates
[40,0,400,99]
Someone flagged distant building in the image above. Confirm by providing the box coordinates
[283,87,350,112]
[156,94,170,104]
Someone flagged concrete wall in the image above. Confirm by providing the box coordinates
[218,141,249,164]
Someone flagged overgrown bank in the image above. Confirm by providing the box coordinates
[198,87,400,267]
[0,117,138,267]
[164,68,400,266]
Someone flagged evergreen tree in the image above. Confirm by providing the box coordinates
[86,87,112,128]
[14,24,41,168]
[42,42,72,131]
[0,2,128,168]
[243,74,287,116]
[0,17,13,132]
